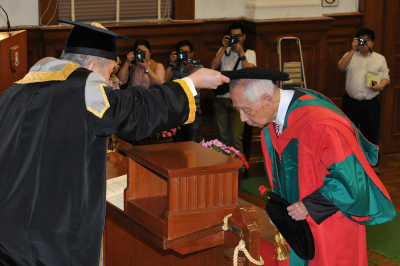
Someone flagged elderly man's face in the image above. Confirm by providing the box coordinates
[231,86,273,128]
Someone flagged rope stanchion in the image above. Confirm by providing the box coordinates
[222,214,264,266]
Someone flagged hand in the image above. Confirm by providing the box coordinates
[137,59,148,70]
[182,61,195,73]
[287,200,309,221]
[188,68,230,90]
[232,43,244,56]
[352,38,359,51]
[370,81,383,92]
[126,52,135,64]
[170,51,177,64]
[222,35,230,48]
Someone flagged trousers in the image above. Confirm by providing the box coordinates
[342,93,380,164]
[213,97,244,152]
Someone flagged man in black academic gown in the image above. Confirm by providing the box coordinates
[0,20,228,266]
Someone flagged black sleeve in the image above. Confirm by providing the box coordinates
[302,189,340,225]
[90,81,194,141]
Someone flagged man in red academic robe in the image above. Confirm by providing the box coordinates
[227,67,395,266]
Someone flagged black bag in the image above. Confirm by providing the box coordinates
[265,191,315,260]
[214,48,246,95]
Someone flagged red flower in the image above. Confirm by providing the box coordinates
[259,185,269,197]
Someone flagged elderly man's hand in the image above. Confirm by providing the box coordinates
[188,68,229,90]
[287,200,309,221]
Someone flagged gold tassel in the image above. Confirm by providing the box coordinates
[275,228,290,261]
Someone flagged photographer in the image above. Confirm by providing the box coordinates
[166,40,204,142]
[117,39,165,86]
[339,28,389,174]
[210,22,256,153]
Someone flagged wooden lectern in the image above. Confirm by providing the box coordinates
[0,30,27,96]
[105,142,262,265]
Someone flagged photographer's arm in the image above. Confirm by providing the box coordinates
[211,36,229,70]
[211,47,225,70]
[137,60,164,84]
[339,38,358,70]
[147,65,164,84]
[165,66,173,81]
[240,59,255,69]
[233,44,256,68]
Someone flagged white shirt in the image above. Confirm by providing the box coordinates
[339,51,389,100]
[217,47,257,98]
[274,89,295,134]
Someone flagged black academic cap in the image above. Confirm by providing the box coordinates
[221,67,290,81]
[265,191,315,260]
[58,19,131,61]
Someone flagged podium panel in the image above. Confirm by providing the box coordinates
[0,30,27,96]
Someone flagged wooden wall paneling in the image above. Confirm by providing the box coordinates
[38,0,58,26]
[389,87,400,152]
[360,0,384,54]
[40,26,71,58]
[325,40,349,108]
[380,0,400,153]
[172,0,195,20]
[26,28,44,70]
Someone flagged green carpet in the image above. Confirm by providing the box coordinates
[239,176,400,263]
[366,213,400,263]
[239,176,270,200]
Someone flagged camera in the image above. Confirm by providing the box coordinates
[176,50,201,65]
[185,58,201,65]
[177,50,189,61]
[358,38,366,46]
[134,49,146,63]
[226,34,239,46]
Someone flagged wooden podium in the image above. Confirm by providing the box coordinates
[0,30,27,96]
[105,142,262,265]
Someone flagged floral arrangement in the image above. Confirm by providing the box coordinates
[200,139,249,169]
[152,127,179,139]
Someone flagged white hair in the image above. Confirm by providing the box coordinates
[230,79,275,102]
[60,51,111,70]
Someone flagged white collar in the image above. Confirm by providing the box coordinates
[274,89,295,133]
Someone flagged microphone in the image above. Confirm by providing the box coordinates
[0,5,11,36]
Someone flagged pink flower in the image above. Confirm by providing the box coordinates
[199,139,249,170]
[167,132,172,137]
